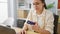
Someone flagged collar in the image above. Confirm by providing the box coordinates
[33,8,46,17]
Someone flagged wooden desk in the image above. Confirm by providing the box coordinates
[12,27,39,34]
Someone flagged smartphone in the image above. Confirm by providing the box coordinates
[27,20,35,25]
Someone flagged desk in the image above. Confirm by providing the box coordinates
[12,27,39,34]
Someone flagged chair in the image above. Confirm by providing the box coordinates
[53,14,59,34]
[0,26,16,34]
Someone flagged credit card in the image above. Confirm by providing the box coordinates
[27,20,35,25]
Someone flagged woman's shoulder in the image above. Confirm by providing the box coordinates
[45,9,54,19]
[45,9,54,15]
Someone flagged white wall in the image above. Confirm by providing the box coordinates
[45,0,58,15]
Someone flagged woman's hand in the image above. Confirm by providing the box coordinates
[32,22,51,34]
[32,22,40,33]
[19,29,27,34]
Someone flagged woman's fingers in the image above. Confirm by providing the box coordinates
[25,30,27,34]
[20,30,27,34]
[19,31,22,34]
[35,22,38,25]
[19,30,23,34]
[21,31,23,34]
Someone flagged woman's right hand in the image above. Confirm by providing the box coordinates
[19,29,27,34]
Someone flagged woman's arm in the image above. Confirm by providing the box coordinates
[22,23,28,31]
[23,11,32,31]
[38,28,51,34]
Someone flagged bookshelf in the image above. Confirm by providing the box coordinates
[16,0,32,19]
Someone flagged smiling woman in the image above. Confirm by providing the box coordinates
[20,0,54,34]
[0,0,8,23]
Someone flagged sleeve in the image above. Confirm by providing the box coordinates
[45,12,54,34]
[23,10,32,30]
[24,10,32,24]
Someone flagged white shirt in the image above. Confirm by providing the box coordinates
[24,9,54,34]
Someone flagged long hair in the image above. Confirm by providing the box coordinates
[40,0,47,9]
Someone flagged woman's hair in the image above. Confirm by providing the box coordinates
[40,0,47,9]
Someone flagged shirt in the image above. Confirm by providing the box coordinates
[24,8,54,34]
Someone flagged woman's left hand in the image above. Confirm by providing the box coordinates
[32,22,40,33]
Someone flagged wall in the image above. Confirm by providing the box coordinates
[45,0,58,15]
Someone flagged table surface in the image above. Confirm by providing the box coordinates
[12,27,39,34]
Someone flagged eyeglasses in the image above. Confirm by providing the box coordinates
[33,2,42,5]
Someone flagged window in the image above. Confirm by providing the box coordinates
[0,0,8,23]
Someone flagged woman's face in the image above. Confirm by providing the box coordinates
[33,0,44,11]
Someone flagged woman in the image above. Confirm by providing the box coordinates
[20,0,54,34]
